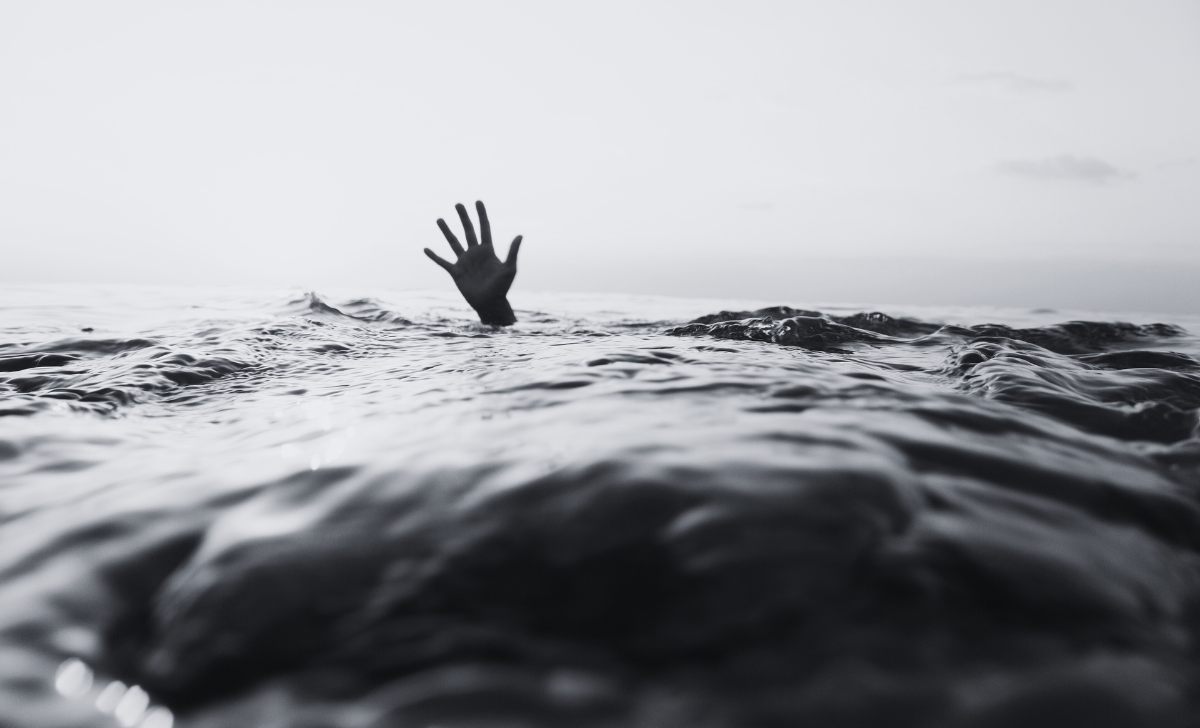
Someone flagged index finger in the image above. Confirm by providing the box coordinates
[455,203,478,247]
[437,218,465,257]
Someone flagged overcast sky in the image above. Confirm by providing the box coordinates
[1,1,1198,310]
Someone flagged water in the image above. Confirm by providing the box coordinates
[2,284,1199,728]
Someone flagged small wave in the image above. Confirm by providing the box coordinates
[669,315,892,351]
[338,298,414,326]
[686,307,942,337]
[936,320,1184,355]
[674,308,1182,354]
[23,337,161,356]
[944,339,1200,443]
[674,307,1197,443]
[0,353,79,372]
[0,338,257,416]
[286,293,412,326]
[1077,350,1200,370]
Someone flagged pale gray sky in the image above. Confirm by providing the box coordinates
[1,1,1198,310]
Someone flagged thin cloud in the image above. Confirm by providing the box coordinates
[956,72,1073,93]
[996,155,1134,183]
[1156,157,1200,173]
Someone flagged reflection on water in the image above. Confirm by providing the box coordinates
[1,285,1198,726]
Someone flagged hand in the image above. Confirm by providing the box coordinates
[424,201,522,326]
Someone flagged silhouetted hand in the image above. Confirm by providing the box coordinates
[424,201,522,326]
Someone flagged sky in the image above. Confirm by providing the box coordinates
[1,1,1198,312]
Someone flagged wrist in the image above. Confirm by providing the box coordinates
[473,298,516,326]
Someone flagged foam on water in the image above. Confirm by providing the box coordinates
[1,285,1198,727]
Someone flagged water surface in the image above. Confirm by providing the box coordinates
[2,285,1199,727]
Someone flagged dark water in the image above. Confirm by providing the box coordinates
[2,285,1199,728]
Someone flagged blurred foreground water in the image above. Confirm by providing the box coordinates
[2,284,1199,728]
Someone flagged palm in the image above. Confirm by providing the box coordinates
[441,232,515,308]
[424,201,522,326]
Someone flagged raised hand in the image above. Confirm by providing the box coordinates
[424,201,522,326]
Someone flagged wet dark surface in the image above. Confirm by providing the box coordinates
[1,287,1198,727]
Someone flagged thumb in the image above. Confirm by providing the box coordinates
[505,235,523,267]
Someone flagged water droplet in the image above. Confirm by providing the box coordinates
[140,707,174,728]
[95,680,127,713]
[54,658,93,698]
[114,684,149,726]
